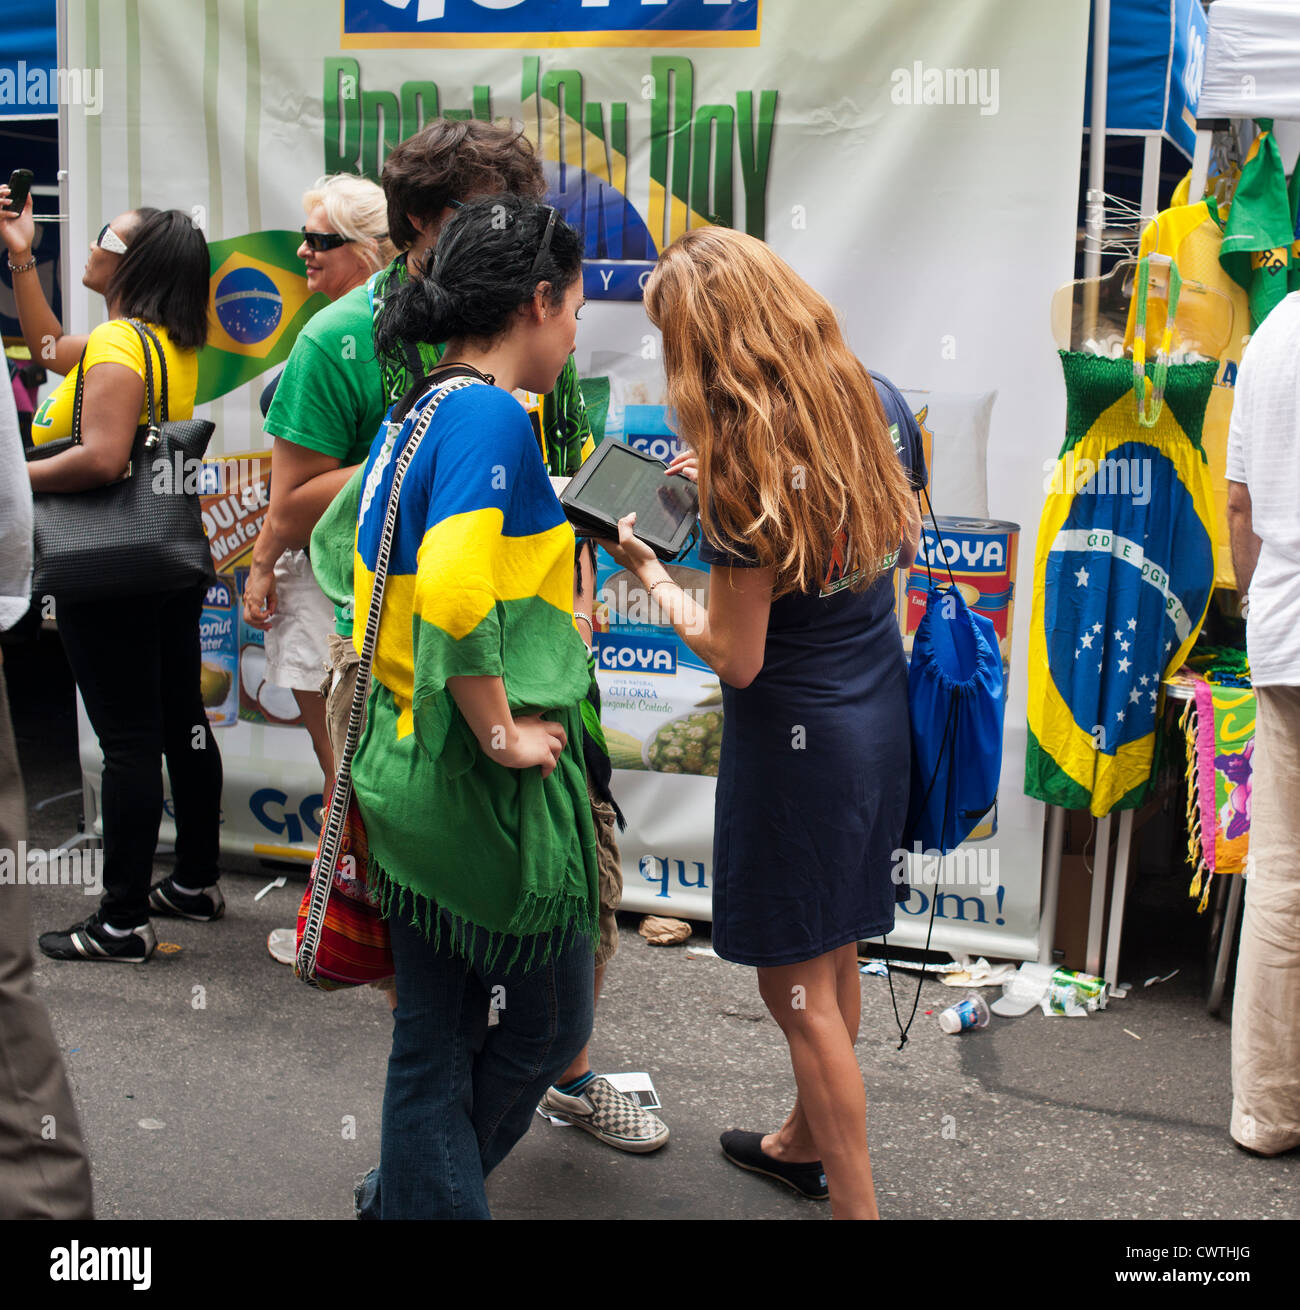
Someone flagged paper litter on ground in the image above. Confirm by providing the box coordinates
[938,957,1019,988]
[858,957,963,976]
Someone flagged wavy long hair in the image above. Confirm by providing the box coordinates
[644,226,913,598]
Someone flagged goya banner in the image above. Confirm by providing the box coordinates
[65,0,1091,960]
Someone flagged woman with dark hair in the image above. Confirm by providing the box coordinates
[0,193,224,963]
[332,195,596,1218]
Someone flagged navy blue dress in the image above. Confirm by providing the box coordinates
[699,372,926,967]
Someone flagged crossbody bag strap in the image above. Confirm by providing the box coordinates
[308,375,484,905]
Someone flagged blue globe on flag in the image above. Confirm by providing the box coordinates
[214,266,283,344]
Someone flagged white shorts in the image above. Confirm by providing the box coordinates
[263,550,335,692]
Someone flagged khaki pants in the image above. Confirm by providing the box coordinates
[322,632,363,768]
[590,782,623,968]
[1230,683,1300,1155]
[0,660,94,1218]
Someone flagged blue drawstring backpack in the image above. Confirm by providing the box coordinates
[903,582,1004,853]
[884,490,1005,1049]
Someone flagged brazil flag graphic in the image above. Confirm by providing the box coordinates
[1025,352,1218,816]
[196,231,326,404]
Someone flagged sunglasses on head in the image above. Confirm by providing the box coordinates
[300,227,354,252]
[96,222,128,255]
[529,206,559,278]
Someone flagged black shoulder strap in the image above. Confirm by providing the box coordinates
[124,318,168,427]
[72,319,161,443]
[391,361,494,426]
[403,342,425,390]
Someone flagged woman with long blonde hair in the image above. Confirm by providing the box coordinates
[602,226,924,1219]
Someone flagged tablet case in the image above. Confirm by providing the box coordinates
[560,440,699,561]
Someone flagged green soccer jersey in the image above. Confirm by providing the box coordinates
[263,283,379,469]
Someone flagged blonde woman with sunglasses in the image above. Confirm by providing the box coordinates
[242,176,395,807]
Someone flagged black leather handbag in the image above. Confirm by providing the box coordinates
[27,319,216,602]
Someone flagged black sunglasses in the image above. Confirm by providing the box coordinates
[529,206,559,277]
[300,227,354,252]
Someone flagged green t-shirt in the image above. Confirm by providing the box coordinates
[263,283,380,468]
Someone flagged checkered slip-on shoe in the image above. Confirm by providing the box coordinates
[38,913,157,964]
[537,1075,669,1153]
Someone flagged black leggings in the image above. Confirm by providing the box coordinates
[56,584,223,927]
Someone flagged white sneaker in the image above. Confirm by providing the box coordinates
[267,928,296,965]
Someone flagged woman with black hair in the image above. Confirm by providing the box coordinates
[0,196,224,963]
[322,195,596,1218]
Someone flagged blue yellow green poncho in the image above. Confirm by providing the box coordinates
[347,380,597,959]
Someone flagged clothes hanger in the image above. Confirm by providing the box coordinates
[1049,254,1234,357]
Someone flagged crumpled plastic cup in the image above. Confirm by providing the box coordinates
[990,961,1056,1016]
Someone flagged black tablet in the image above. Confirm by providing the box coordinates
[560,439,699,561]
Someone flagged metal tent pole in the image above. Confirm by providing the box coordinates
[1083,0,1111,340]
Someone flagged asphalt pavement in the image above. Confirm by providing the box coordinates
[7,627,1297,1222]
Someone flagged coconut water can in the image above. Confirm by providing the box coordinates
[200,576,238,727]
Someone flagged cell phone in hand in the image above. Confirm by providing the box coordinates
[5,169,34,214]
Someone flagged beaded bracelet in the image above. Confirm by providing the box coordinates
[6,255,37,274]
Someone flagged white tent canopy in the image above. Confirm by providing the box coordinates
[1199,0,1300,119]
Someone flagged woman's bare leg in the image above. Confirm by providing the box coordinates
[292,689,334,790]
[762,943,863,1161]
[756,945,878,1219]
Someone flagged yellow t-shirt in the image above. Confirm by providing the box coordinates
[30,319,198,446]
[1122,202,1251,589]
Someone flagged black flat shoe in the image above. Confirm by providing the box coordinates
[720,1130,829,1200]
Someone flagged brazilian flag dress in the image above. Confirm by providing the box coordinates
[1025,352,1217,815]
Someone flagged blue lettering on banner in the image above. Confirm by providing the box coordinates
[626,430,685,463]
[639,855,709,898]
[596,633,677,675]
[583,261,657,302]
[343,0,760,45]
[920,530,1006,573]
[250,789,325,846]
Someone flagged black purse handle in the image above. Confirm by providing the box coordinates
[128,319,170,424]
[69,317,168,449]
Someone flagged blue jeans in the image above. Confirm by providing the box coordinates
[360,908,594,1220]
